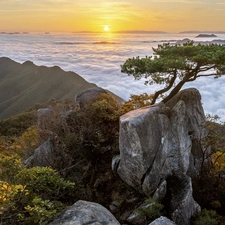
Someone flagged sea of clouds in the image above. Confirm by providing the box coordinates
[1,32,225,121]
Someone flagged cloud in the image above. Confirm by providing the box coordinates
[1,33,225,121]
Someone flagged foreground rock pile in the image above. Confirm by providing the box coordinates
[26,88,209,225]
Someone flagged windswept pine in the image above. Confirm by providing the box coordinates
[121,41,225,104]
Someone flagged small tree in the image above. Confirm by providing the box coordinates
[121,41,225,104]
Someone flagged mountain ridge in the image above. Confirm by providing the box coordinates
[0,57,121,120]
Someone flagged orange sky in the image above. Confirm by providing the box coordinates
[0,0,224,33]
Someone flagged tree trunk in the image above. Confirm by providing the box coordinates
[151,72,177,105]
[161,80,186,104]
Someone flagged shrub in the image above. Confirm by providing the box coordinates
[136,197,164,222]
[193,209,219,225]
[0,155,74,225]
[0,154,25,183]
[15,166,75,201]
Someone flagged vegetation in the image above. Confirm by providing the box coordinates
[193,209,223,225]
[0,110,37,137]
[136,197,164,223]
[121,41,225,104]
[0,93,129,224]
[192,115,225,224]
[1,71,225,224]
[0,155,74,225]
[120,93,154,114]
[0,57,99,120]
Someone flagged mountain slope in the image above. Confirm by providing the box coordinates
[0,57,99,119]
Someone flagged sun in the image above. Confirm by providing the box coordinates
[104,25,110,32]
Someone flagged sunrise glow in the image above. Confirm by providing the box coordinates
[0,0,224,33]
[104,26,110,32]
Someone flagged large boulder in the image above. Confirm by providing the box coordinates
[75,87,107,108]
[116,88,207,224]
[149,216,176,225]
[24,138,55,167]
[48,200,121,225]
[37,108,55,131]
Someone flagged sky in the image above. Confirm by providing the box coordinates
[0,0,225,33]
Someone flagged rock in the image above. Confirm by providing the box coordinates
[149,216,176,225]
[117,88,208,195]
[75,87,107,108]
[168,171,201,225]
[126,209,146,225]
[117,103,168,194]
[153,180,167,201]
[126,200,161,225]
[165,88,211,176]
[112,155,120,175]
[24,138,55,167]
[48,200,121,225]
[37,108,55,131]
[117,88,207,223]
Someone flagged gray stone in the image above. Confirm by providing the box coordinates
[149,216,176,225]
[126,201,160,225]
[117,88,207,223]
[168,171,201,225]
[153,180,167,201]
[112,155,120,175]
[117,104,167,194]
[37,108,55,131]
[117,88,208,195]
[24,138,54,167]
[75,87,107,108]
[48,200,121,225]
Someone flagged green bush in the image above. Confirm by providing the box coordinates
[193,209,219,225]
[15,166,75,201]
[137,197,164,222]
[0,154,25,183]
[0,155,74,225]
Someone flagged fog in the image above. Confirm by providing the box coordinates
[1,32,225,120]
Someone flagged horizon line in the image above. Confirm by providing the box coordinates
[1,30,225,34]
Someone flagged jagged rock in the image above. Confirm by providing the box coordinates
[153,180,167,201]
[126,200,161,225]
[165,88,211,176]
[112,155,121,175]
[117,88,207,194]
[149,216,176,225]
[117,88,207,223]
[38,108,55,131]
[75,87,107,108]
[126,210,146,225]
[168,171,201,225]
[48,200,121,225]
[24,138,55,167]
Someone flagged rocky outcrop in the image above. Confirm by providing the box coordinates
[24,138,55,167]
[167,171,201,224]
[75,87,107,108]
[149,216,176,225]
[116,88,207,224]
[48,200,121,225]
[38,108,55,131]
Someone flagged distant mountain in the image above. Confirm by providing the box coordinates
[179,30,225,34]
[116,30,168,34]
[0,57,121,120]
[196,34,217,38]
